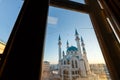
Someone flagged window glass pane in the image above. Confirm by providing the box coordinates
[42,6,111,80]
[0,0,24,55]
[70,0,85,4]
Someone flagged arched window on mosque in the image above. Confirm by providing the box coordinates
[61,61,63,65]
[75,71,77,74]
[75,60,78,68]
[72,71,74,75]
[64,60,66,65]
[67,60,70,64]
[63,70,68,74]
[66,70,68,74]
[78,68,81,75]
[63,70,65,74]
[72,60,74,68]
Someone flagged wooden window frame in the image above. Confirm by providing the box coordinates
[0,0,120,80]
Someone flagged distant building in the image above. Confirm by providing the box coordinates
[50,64,59,74]
[57,30,97,80]
[0,41,5,54]
[0,41,5,62]
[41,61,51,80]
[50,64,58,70]
[90,64,111,80]
[42,30,110,80]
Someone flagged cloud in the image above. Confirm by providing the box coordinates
[47,16,58,25]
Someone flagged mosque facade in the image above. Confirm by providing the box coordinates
[58,30,92,80]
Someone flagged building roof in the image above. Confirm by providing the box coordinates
[44,61,50,64]
[67,46,78,52]
[0,40,6,45]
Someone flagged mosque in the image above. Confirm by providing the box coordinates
[58,29,93,80]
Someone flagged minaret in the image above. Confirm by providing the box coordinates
[81,36,91,75]
[58,35,62,63]
[75,29,87,77]
[63,51,65,58]
[81,36,86,54]
[58,35,62,76]
[66,40,69,49]
[75,29,82,59]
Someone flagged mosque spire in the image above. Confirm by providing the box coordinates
[63,51,65,58]
[81,36,86,54]
[81,36,91,74]
[58,35,62,62]
[66,40,69,48]
[75,29,82,59]
[75,29,79,36]
[75,29,80,41]
[58,35,61,41]
[58,35,62,45]
[81,36,83,42]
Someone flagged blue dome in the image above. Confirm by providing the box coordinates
[67,46,78,52]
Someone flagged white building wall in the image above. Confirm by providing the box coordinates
[79,60,87,77]
[41,61,50,80]
[83,54,91,75]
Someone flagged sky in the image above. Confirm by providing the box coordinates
[44,6,106,64]
[0,0,24,43]
[0,0,106,64]
[70,0,85,4]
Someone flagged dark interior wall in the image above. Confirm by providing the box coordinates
[0,0,49,80]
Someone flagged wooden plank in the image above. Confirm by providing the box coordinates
[50,0,89,13]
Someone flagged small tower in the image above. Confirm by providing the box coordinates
[63,51,65,58]
[75,29,82,59]
[58,35,62,63]
[81,36,86,54]
[81,36,91,75]
[66,40,69,49]
[58,35,62,75]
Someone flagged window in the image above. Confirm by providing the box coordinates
[0,0,24,54]
[43,5,112,80]
[0,0,24,68]
[64,60,66,65]
[72,60,74,68]
[0,0,119,80]
[75,60,77,68]
[0,0,24,65]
